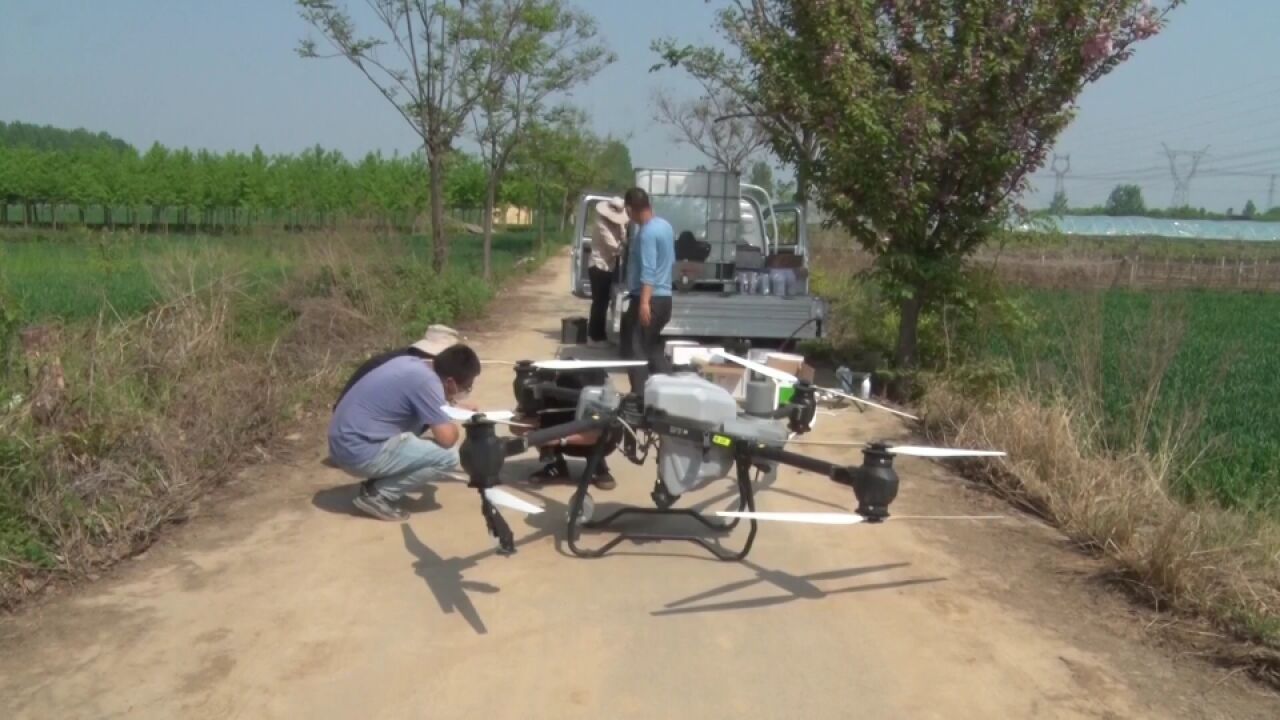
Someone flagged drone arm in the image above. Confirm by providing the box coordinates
[532,384,582,405]
[748,444,847,482]
[501,415,614,457]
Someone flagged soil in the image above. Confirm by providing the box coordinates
[1,254,1276,719]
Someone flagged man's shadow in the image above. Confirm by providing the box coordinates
[312,483,442,517]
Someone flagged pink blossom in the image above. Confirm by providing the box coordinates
[1082,31,1114,64]
[1132,13,1159,40]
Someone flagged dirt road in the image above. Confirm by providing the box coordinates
[1,255,1275,719]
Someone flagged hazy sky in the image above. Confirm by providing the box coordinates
[2,0,1278,212]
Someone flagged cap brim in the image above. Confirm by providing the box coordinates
[412,340,450,355]
[595,201,628,225]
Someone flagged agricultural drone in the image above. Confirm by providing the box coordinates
[454,353,1004,560]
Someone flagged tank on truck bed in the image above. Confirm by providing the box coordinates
[571,168,827,344]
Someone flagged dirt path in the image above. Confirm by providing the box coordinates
[1,254,1275,720]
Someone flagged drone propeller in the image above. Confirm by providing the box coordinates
[529,359,649,371]
[886,445,1005,458]
[712,351,919,421]
[784,437,1006,459]
[483,487,545,514]
[441,406,533,427]
[716,511,1003,525]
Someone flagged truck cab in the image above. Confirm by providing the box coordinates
[571,168,826,344]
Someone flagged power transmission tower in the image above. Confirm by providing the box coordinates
[1050,154,1071,197]
[1162,144,1209,208]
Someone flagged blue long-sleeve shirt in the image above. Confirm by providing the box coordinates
[626,217,674,297]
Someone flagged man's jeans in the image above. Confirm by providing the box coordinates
[340,433,459,501]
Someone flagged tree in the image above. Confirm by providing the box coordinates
[1243,199,1257,219]
[298,0,493,272]
[1105,184,1145,216]
[652,87,766,173]
[748,160,775,196]
[1049,190,1069,215]
[596,138,634,190]
[468,0,612,279]
[666,0,1179,380]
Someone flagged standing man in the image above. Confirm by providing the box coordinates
[620,187,674,392]
[587,197,627,348]
[327,344,482,521]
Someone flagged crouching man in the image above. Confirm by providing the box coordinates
[327,344,482,521]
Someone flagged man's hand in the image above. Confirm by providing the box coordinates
[453,399,480,412]
[639,300,652,327]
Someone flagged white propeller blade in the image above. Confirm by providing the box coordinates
[483,487,544,514]
[712,351,797,383]
[888,445,1006,458]
[441,407,533,427]
[718,511,1005,525]
[717,511,868,525]
[817,387,919,421]
[532,359,649,371]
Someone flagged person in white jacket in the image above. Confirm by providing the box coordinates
[587,197,627,347]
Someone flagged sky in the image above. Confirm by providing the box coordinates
[1,0,1278,213]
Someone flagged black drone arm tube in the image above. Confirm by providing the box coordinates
[501,416,614,457]
[749,444,843,480]
[533,384,582,404]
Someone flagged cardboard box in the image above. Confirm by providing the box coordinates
[671,344,724,366]
[700,364,747,399]
[673,261,704,291]
[765,352,815,383]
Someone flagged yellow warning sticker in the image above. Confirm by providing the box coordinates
[712,435,732,447]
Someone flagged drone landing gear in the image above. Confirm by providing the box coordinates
[565,441,759,561]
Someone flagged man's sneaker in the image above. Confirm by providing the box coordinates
[353,481,409,521]
[592,470,617,490]
[530,457,571,484]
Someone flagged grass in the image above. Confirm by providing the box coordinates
[805,243,1280,670]
[995,290,1280,514]
[0,227,563,605]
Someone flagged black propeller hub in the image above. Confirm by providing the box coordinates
[512,360,539,416]
[853,442,898,522]
[459,419,505,490]
[787,381,818,434]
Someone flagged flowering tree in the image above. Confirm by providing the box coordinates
[661,0,1180,378]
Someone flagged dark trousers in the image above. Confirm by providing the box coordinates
[619,294,673,393]
[587,266,614,342]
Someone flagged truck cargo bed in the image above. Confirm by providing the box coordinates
[608,292,825,342]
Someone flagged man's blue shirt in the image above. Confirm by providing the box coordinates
[626,217,674,297]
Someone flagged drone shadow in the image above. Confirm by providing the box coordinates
[651,559,946,617]
[399,510,558,636]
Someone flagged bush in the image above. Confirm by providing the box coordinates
[0,230,554,606]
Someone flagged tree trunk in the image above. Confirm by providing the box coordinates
[482,174,497,281]
[535,180,545,251]
[558,190,568,233]
[891,293,924,401]
[427,152,448,273]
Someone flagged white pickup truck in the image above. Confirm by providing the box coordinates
[570,168,827,344]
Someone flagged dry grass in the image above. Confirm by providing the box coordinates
[921,379,1280,681]
[0,231,547,606]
